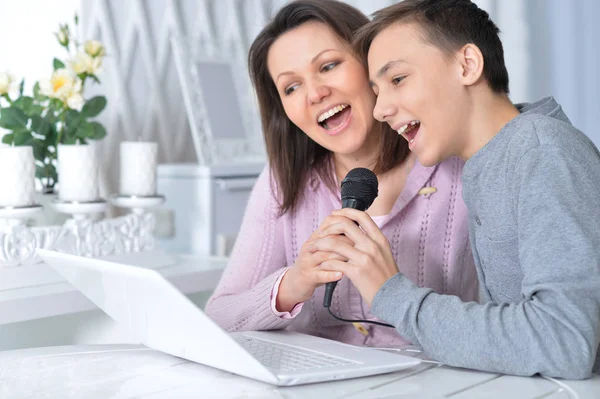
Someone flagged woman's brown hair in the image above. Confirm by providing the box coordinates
[248,0,408,215]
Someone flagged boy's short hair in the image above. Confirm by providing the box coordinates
[353,0,510,94]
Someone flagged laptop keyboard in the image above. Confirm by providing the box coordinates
[233,335,357,373]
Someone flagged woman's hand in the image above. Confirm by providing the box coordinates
[276,231,351,312]
[312,208,400,305]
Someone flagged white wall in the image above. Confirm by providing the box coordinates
[78,0,599,199]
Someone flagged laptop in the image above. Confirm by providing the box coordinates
[37,249,421,386]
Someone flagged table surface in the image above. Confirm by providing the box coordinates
[0,251,228,324]
[1,344,598,398]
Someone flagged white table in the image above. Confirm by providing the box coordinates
[1,344,598,398]
[0,251,228,325]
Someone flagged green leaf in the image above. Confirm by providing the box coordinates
[32,82,49,102]
[64,136,77,144]
[45,123,58,143]
[0,107,28,129]
[1,133,14,144]
[32,141,46,160]
[13,130,33,145]
[53,58,65,70]
[31,105,44,115]
[65,109,82,130]
[76,121,94,138]
[19,79,24,96]
[13,96,35,115]
[80,96,107,118]
[30,115,51,137]
[88,122,107,140]
[35,164,46,179]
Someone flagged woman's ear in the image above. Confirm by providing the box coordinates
[457,43,484,87]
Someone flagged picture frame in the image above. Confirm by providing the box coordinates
[171,33,265,165]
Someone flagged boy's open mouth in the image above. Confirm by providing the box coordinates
[398,120,421,145]
[318,104,351,131]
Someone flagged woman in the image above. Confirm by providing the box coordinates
[204,0,478,347]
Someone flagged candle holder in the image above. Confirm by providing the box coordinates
[0,204,44,267]
[110,194,165,253]
[51,199,111,257]
[51,199,108,221]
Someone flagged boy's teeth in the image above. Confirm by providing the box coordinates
[397,120,420,135]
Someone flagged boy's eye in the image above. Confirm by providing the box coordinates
[321,62,338,73]
[392,76,405,85]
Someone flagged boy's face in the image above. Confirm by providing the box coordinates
[368,23,470,166]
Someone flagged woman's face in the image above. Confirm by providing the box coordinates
[267,21,376,156]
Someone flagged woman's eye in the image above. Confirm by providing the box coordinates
[392,76,405,85]
[284,84,299,95]
[321,62,338,72]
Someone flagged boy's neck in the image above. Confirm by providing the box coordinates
[460,92,521,161]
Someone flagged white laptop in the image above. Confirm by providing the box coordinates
[37,249,421,386]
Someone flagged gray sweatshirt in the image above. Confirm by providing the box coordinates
[371,97,600,379]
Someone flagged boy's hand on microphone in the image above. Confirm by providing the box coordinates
[276,230,351,313]
[314,208,399,305]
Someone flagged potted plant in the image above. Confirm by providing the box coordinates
[0,15,107,195]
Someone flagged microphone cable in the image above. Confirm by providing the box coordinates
[325,305,395,328]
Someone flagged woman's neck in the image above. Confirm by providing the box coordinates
[332,131,381,182]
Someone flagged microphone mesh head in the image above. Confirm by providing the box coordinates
[341,168,378,210]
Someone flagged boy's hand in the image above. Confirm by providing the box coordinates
[311,208,400,305]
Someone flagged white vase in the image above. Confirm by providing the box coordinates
[119,141,158,196]
[57,144,100,202]
[0,146,36,207]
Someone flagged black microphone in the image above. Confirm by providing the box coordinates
[323,167,378,308]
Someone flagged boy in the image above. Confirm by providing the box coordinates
[313,0,600,378]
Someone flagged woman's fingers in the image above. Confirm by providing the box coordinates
[313,269,343,285]
[307,249,348,264]
[317,216,369,246]
[310,235,366,262]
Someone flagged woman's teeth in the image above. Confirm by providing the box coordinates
[318,104,348,123]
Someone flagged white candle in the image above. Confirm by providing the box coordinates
[0,146,35,207]
[119,141,157,196]
[57,144,100,202]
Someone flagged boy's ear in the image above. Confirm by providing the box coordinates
[457,44,484,87]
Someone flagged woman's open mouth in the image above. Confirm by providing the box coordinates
[317,104,352,135]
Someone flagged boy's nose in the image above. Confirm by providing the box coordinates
[373,94,396,122]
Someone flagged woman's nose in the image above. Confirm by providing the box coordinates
[307,81,331,105]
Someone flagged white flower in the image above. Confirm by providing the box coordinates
[55,24,70,47]
[70,52,102,75]
[57,30,69,46]
[0,71,15,95]
[84,40,105,58]
[66,93,84,110]
[39,68,82,102]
